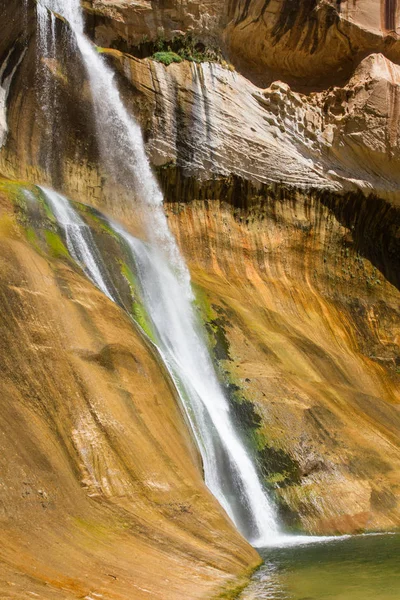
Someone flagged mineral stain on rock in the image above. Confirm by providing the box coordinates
[383,0,398,31]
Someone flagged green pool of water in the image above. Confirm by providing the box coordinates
[240,533,400,600]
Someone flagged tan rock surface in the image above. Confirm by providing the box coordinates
[165,189,400,534]
[83,0,226,48]
[0,0,400,550]
[0,180,260,599]
[84,0,400,87]
[114,51,400,204]
[225,0,400,86]
[3,44,400,209]
[2,2,400,209]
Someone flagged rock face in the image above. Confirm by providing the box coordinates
[84,0,400,87]
[165,187,400,534]
[2,2,400,207]
[0,179,259,599]
[225,0,400,86]
[111,50,400,203]
[83,0,225,48]
[0,0,400,597]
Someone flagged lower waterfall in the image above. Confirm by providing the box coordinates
[40,184,343,548]
[40,187,279,547]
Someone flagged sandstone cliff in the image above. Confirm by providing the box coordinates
[2,1,400,206]
[0,178,260,599]
[166,187,400,534]
[0,0,399,598]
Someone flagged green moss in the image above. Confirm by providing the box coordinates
[193,285,233,361]
[193,282,303,516]
[213,569,259,600]
[44,230,69,258]
[267,472,291,485]
[120,261,156,343]
[73,517,111,541]
[192,283,216,323]
[214,582,248,600]
[24,226,47,257]
[132,301,156,343]
[25,227,38,246]
[0,178,28,197]
[36,189,57,222]
[258,445,302,488]
[151,34,226,65]
[157,160,176,171]
[0,181,72,263]
[152,51,182,66]
[0,178,34,212]
[76,202,118,239]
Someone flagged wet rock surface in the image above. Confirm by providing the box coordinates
[165,187,400,534]
[0,179,260,599]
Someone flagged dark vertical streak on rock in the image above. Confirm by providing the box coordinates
[233,0,254,24]
[384,0,397,31]
[256,0,273,23]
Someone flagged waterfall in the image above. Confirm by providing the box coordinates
[38,185,344,549]
[113,224,279,543]
[0,45,26,149]
[36,3,56,174]
[40,186,114,301]
[36,0,282,546]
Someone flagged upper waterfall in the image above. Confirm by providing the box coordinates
[36,0,282,546]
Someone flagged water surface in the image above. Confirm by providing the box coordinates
[240,533,400,599]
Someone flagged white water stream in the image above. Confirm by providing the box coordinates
[35,0,337,548]
[40,186,113,301]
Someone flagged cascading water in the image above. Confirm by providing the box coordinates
[0,45,26,149]
[39,185,340,550]
[36,3,56,174]
[113,224,278,542]
[40,186,113,301]
[34,0,312,547]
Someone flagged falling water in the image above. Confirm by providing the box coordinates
[37,183,347,549]
[40,186,113,301]
[35,0,284,546]
[36,3,56,174]
[0,46,26,149]
[114,224,279,542]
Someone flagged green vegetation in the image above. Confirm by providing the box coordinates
[73,517,112,541]
[45,230,69,258]
[214,582,250,600]
[152,51,183,66]
[76,202,118,239]
[25,227,39,246]
[214,569,260,600]
[151,34,227,66]
[0,180,73,263]
[119,260,156,343]
[192,284,232,361]
[0,178,34,212]
[194,281,302,511]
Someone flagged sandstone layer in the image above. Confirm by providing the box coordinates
[165,186,400,534]
[0,179,260,599]
[2,1,400,210]
[225,0,400,87]
[84,0,400,88]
